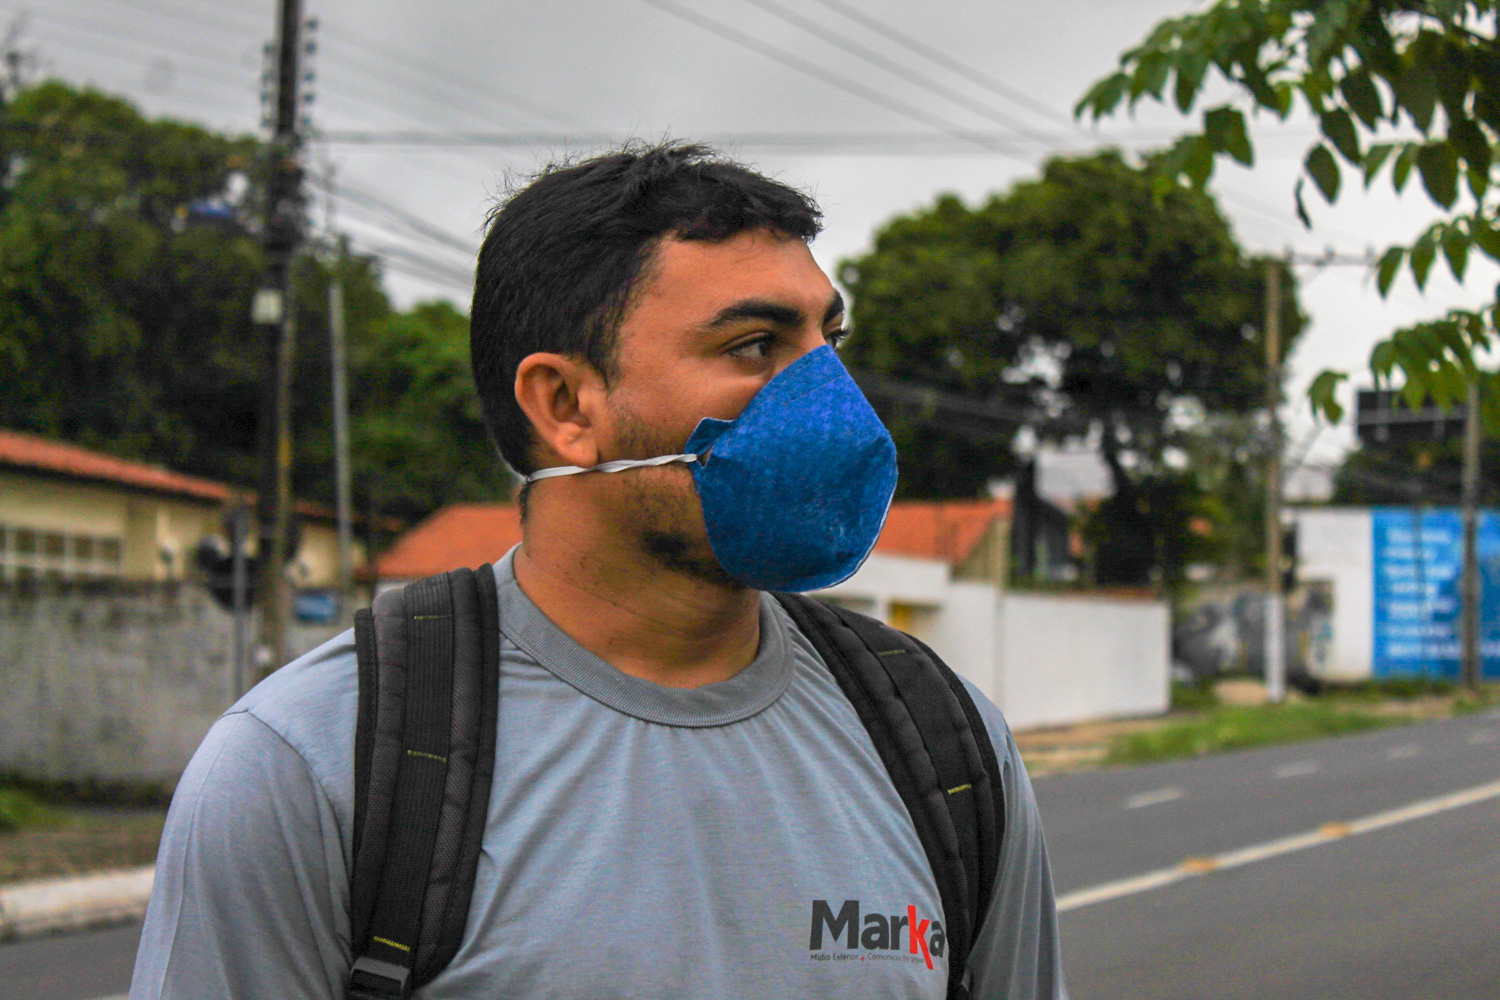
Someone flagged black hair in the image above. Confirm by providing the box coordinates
[470,141,823,476]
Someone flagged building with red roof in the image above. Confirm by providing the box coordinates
[0,428,364,586]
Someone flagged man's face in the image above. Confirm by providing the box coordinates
[594,228,846,586]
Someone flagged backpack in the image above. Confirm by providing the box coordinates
[345,564,1006,1000]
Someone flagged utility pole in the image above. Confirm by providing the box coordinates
[228,505,251,700]
[1264,255,1287,704]
[329,241,354,595]
[253,0,307,675]
[1460,375,1482,692]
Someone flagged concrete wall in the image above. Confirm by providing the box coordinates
[0,581,348,788]
[822,553,1170,730]
[995,593,1171,731]
[1294,507,1374,680]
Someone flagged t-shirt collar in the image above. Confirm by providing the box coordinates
[492,547,794,728]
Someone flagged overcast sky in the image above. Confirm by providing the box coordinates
[11,0,1499,463]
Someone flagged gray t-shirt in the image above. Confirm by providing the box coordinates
[131,552,1067,999]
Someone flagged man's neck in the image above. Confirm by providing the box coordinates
[512,502,762,690]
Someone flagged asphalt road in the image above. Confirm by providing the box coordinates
[6,708,1498,1000]
[1033,707,1500,1000]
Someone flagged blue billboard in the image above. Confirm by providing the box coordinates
[1371,507,1500,678]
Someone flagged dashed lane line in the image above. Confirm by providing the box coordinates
[1056,777,1500,914]
[1469,730,1497,745]
[1124,787,1185,809]
[1387,743,1422,760]
[1275,760,1319,778]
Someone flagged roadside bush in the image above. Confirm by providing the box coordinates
[0,787,59,833]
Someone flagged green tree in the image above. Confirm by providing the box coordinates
[293,271,512,525]
[0,80,265,478]
[0,79,510,525]
[1078,0,1500,419]
[841,151,1301,585]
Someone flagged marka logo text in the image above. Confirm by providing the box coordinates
[808,899,946,970]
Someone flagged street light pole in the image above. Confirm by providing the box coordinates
[1265,255,1286,704]
[1460,375,1482,692]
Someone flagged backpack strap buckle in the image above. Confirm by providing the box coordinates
[349,955,411,999]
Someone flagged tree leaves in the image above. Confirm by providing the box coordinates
[1339,66,1384,127]
[1320,108,1361,163]
[1205,105,1253,165]
[1409,226,1440,289]
[1078,1,1500,428]
[1305,143,1341,202]
[1376,246,1406,295]
[1416,142,1459,208]
[1363,142,1395,187]
[1442,224,1471,281]
[1308,369,1348,422]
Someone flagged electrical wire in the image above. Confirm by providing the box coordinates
[315,176,478,256]
[635,0,1037,166]
[804,0,1077,130]
[737,0,1057,144]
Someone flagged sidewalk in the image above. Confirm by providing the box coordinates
[0,866,153,940]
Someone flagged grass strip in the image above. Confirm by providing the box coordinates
[1104,703,1403,766]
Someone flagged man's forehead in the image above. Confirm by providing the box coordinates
[643,230,836,314]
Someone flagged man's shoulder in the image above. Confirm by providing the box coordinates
[772,600,1018,771]
[231,628,361,798]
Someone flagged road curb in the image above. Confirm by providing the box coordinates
[0,865,154,940]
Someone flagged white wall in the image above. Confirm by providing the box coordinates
[1293,507,1373,680]
[996,593,1171,731]
[926,581,1001,700]
[821,552,950,622]
[820,556,1171,730]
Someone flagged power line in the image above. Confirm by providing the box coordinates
[738,0,1055,144]
[805,0,1077,131]
[316,127,1173,151]
[355,239,472,288]
[310,173,477,256]
[635,0,1037,165]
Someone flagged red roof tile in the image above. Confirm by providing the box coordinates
[873,499,1012,564]
[375,503,523,580]
[0,429,401,528]
[0,429,234,504]
[375,498,1010,580]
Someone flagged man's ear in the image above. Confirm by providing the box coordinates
[514,352,609,469]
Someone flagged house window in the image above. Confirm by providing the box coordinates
[0,523,124,581]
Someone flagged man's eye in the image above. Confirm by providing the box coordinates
[728,336,774,359]
[826,327,851,350]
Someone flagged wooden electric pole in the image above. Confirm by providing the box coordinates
[253,0,306,675]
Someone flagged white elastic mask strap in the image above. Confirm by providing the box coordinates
[525,452,698,484]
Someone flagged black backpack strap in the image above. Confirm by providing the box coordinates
[347,564,501,1000]
[774,593,1005,1000]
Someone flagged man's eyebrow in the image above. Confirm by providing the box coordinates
[702,299,805,330]
[823,291,845,326]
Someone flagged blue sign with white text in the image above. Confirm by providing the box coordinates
[1371,507,1500,678]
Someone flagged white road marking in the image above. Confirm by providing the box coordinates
[1469,730,1498,745]
[1387,743,1422,760]
[1124,787,1185,809]
[1055,777,1500,914]
[1275,760,1319,778]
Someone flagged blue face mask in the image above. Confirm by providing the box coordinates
[527,346,898,592]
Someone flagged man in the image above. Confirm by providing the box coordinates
[131,142,1067,999]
